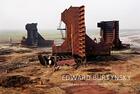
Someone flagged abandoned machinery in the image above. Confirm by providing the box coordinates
[21,23,54,47]
[38,5,128,67]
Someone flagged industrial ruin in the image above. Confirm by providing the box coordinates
[52,6,111,59]
[21,23,54,47]
[98,21,122,49]
[38,5,118,66]
[36,5,130,67]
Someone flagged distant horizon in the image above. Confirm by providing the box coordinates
[0,29,140,44]
[0,28,140,32]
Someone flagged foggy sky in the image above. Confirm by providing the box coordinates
[0,0,140,31]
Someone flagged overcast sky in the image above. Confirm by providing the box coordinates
[0,0,140,31]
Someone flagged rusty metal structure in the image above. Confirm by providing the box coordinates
[38,5,130,67]
[38,5,111,66]
[21,23,54,47]
[97,21,122,49]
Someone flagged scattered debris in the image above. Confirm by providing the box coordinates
[0,61,28,73]
[0,48,13,55]
[0,75,31,88]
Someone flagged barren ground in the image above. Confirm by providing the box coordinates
[0,45,140,94]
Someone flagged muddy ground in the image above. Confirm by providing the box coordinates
[0,45,140,94]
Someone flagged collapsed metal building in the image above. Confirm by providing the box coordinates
[98,21,122,49]
[21,23,54,47]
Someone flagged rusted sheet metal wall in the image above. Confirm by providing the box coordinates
[53,6,86,58]
[85,35,110,56]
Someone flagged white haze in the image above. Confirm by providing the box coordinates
[0,0,140,31]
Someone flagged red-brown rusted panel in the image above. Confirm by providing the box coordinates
[52,6,86,58]
[52,5,111,60]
